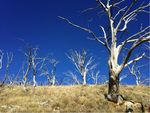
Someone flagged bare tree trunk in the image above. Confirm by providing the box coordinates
[83,75,86,85]
[23,63,31,87]
[52,76,55,86]
[33,75,37,87]
[67,50,95,85]
[106,46,123,103]
[33,67,37,87]
[108,72,119,94]
[47,75,51,85]
[107,70,120,103]
[0,52,13,87]
[136,77,140,86]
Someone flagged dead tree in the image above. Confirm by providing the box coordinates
[65,71,81,85]
[128,62,150,86]
[40,58,59,85]
[0,50,4,86]
[59,1,150,103]
[128,63,141,86]
[119,60,150,85]
[67,49,96,85]
[41,68,52,85]
[8,68,22,85]
[49,59,59,86]
[0,52,13,86]
[89,70,101,85]
[23,47,32,87]
[23,46,43,87]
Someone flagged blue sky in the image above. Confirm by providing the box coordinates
[0,0,149,85]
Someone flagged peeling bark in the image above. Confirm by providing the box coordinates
[106,58,123,103]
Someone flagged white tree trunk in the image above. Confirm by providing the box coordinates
[83,75,86,85]
[23,63,31,87]
[52,76,55,86]
[82,69,87,85]
[33,75,37,87]
[136,77,140,86]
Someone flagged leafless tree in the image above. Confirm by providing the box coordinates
[41,68,52,85]
[6,66,22,85]
[49,59,59,86]
[64,71,81,85]
[41,58,59,86]
[0,50,4,87]
[89,70,101,85]
[0,52,13,86]
[22,46,43,87]
[128,62,150,86]
[67,49,97,85]
[59,1,150,103]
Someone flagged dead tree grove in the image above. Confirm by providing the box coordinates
[59,0,150,103]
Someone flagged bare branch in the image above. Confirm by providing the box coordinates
[100,26,111,52]
[127,62,141,86]
[124,53,145,67]
[81,6,99,13]
[65,71,81,85]
[121,36,150,68]
[58,16,105,46]
[124,3,150,20]
[120,74,129,82]
[118,13,137,32]
[115,0,137,31]
[89,70,100,85]
[6,52,13,68]
[96,0,107,10]
[116,2,150,31]
[114,6,127,20]
[113,0,125,7]
[118,27,150,54]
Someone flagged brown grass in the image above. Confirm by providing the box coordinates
[0,85,149,113]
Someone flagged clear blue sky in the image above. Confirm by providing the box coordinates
[0,0,149,85]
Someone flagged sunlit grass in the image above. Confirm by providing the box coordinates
[0,85,149,112]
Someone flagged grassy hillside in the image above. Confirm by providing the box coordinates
[0,85,149,112]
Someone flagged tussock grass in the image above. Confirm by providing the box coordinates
[0,85,149,112]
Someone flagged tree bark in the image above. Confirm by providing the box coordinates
[107,69,120,103]
[108,70,119,95]
[136,77,140,86]
[52,76,55,86]
[83,75,86,85]
[23,64,31,87]
[33,68,37,87]
[106,55,124,104]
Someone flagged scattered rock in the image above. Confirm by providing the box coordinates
[39,100,49,106]
[124,101,144,113]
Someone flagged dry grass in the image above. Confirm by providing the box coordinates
[0,85,149,113]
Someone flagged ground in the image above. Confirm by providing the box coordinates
[0,85,149,112]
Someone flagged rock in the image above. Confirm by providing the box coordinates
[124,101,144,113]
[39,100,49,106]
